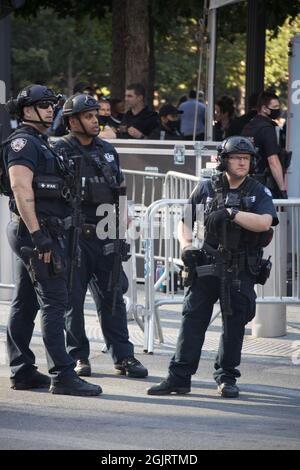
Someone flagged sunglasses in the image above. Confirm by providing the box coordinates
[36,101,55,109]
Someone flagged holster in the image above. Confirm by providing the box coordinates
[20,246,67,283]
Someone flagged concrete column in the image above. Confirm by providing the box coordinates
[252,211,287,337]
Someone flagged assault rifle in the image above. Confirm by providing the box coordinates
[68,155,84,293]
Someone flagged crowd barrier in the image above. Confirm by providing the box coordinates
[140,198,300,353]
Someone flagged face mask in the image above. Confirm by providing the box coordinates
[98,115,109,126]
[166,120,179,131]
[267,108,281,120]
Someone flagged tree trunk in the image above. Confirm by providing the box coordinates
[67,52,74,96]
[124,0,150,102]
[245,0,266,111]
[111,0,126,100]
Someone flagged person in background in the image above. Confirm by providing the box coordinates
[242,90,288,198]
[118,83,158,139]
[98,99,116,139]
[148,104,183,140]
[213,95,235,141]
[109,98,125,131]
[178,90,206,140]
[227,93,258,137]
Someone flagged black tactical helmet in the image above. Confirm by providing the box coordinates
[217,136,257,172]
[62,94,99,117]
[6,84,58,117]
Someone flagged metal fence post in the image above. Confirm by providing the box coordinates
[253,210,287,337]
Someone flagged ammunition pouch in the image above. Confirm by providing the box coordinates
[102,240,131,261]
[83,177,115,205]
[33,175,70,200]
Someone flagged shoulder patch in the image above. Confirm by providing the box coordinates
[10,138,27,152]
[264,187,272,197]
[104,152,115,163]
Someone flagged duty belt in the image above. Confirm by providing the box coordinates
[196,243,246,278]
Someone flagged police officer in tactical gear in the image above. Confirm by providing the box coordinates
[148,136,278,398]
[3,84,102,396]
[53,93,148,379]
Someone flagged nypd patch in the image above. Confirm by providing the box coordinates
[264,187,272,197]
[11,138,27,152]
[104,153,115,163]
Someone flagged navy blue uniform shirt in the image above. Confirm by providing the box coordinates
[4,125,71,219]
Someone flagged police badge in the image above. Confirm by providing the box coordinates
[11,138,27,152]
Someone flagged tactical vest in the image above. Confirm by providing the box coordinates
[1,127,72,200]
[205,174,272,250]
[60,135,120,205]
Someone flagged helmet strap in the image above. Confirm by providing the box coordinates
[22,105,52,128]
[76,115,97,138]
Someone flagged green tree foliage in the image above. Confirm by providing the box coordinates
[155,17,202,103]
[16,0,111,18]
[11,9,112,94]
[265,15,300,103]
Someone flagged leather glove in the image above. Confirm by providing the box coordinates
[280,190,288,199]
[181,244,199,267]
[30,229,53,254]
[205,208,229,232]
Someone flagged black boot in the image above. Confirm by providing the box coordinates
[217,383,239,398]
[11,370,51,390]
[49,376,102,396]
[147,379,191,396]
[115,357,148,378]
[74,359,91,377]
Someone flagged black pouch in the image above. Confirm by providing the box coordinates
[86,180,115,204]
[33,175,64,199]
[256,256,272,285]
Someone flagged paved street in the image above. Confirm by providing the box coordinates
[0,296,299,450]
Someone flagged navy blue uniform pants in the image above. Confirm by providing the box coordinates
[168,275,256,386]
[65,235,134,364]
[6,220,76,380]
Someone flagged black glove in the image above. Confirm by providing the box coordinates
[205,208,229,233]
[280,190,288,199]
[30,229,53,254]
[181,245,199,267]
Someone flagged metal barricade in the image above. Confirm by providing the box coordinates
[163,171,200,200]
[142,198,300,353]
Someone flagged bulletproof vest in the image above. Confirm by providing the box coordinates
[2,126,72,200]
[205,174,270,250]
[60,135,119,205]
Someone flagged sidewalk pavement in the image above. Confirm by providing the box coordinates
[0,292,299,450]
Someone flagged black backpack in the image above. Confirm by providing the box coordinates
[0,125,27,196]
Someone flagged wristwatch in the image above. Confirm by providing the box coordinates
[229,208,239,221]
